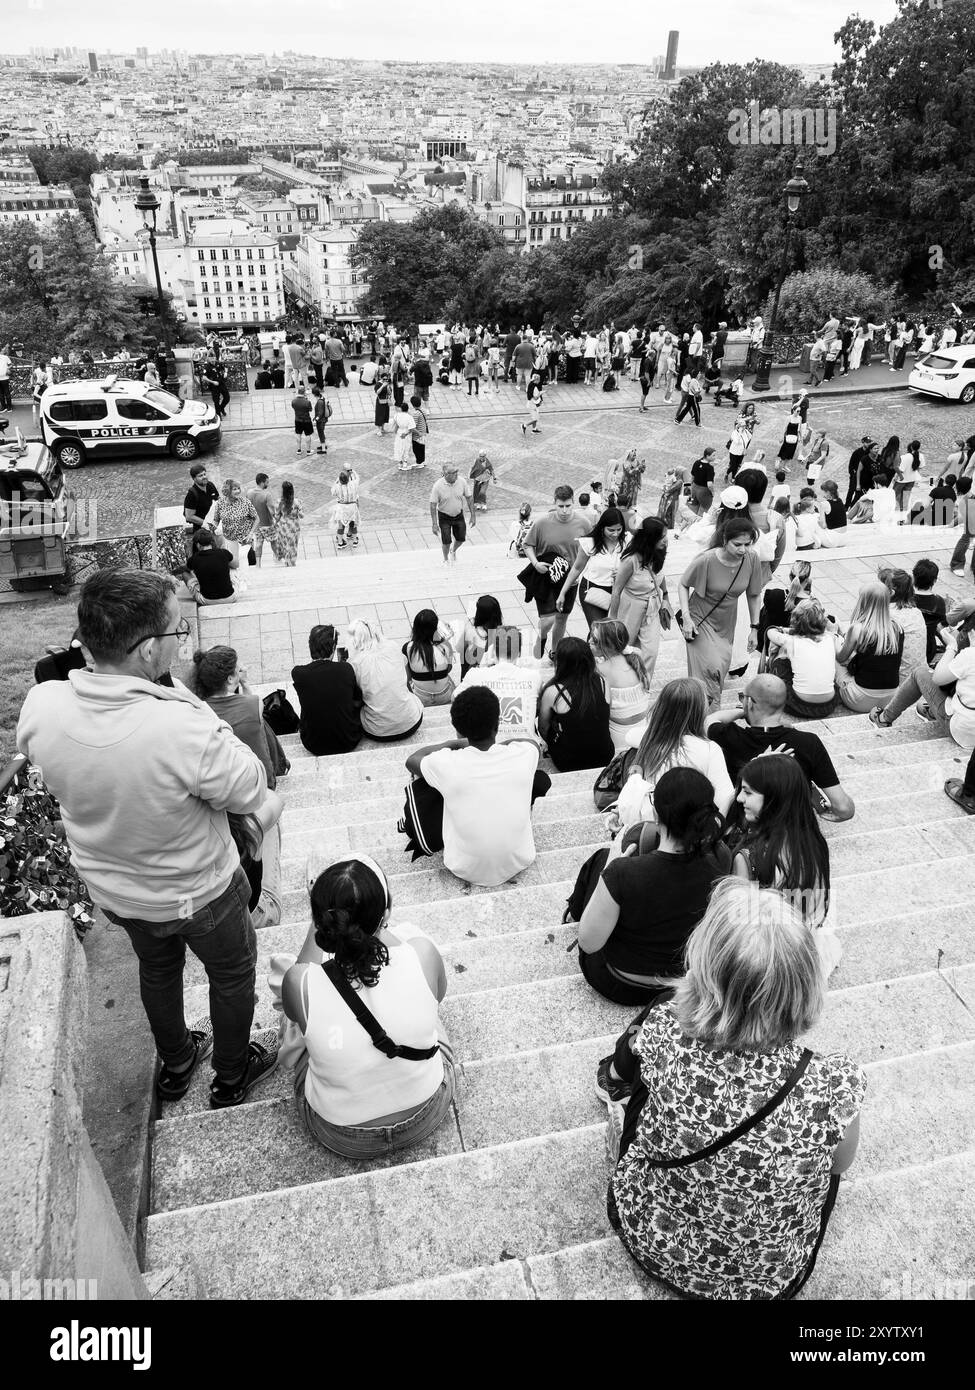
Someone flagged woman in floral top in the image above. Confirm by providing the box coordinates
[603,877,865,1300]
[213,478,258,566]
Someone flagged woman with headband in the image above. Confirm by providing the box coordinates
[279,853,455,1157]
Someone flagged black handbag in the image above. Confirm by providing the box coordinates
[261,688,300,736]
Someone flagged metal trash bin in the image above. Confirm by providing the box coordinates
[798,342,813,375]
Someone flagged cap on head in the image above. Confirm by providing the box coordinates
[720,485,749,511]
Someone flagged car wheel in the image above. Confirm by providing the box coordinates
[960,384,975,405]
[170,434,199,461]
[53,441,86,469]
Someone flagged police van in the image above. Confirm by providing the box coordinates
[40,376,222,468]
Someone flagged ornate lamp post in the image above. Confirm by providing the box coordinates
[134,175,182,393]
[751,160,809,393]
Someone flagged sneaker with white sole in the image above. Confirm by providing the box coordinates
[209,1031,280,1109]
[914,701,937,724]
[594,1056,633,1105]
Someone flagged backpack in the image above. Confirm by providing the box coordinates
[324,399,333,421]
[592,746,637,812]
[261,689,300,736]
[464,345,477,364]
[602,372,618,392]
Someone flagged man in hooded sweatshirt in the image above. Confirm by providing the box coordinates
[17,569,280,1111]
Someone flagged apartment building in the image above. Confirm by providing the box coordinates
[188,219,284,326]
[295,226,367,319]
[0,184,80,224]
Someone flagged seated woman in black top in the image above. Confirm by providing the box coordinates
[255,361,273,389]
[757,559,811,652]
[578,767,730,1005]
[291,623,363,755]
[402,608,456,707]
[537,636,614,772]
[183,527,236,605]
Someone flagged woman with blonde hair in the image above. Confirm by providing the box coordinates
[613,676,734,836]
[588,619,651,751]
[213,477,258,566]
[345,618,423,740]
[834,581,904,712]
[603,877,865,1301]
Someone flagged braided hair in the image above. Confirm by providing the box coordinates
[310,860,390,988]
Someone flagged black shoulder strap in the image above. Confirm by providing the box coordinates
[646,1048,813,1169]
[322,959,439,1061]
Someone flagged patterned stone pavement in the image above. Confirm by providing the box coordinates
[10,376,975,550]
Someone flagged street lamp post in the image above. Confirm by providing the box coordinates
[751,160,809,394]
[134,175,179,390]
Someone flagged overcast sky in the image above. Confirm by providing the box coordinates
[9,0,900,67]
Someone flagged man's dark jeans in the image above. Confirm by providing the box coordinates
[104,867,256,1082]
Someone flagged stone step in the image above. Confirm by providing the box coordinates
[269,744,966,811]
[278,815,606,892]
[357,1149,975,1301]
[268,732,949,810]
[274,815,975,924]
[146,1120,975,1301]
[146,1123,614,1300]
[149,1022,975,1216]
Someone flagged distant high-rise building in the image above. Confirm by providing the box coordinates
[88,51,98,74]
[664,31,679,81]
[136,46,148,60]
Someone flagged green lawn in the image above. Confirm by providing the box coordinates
[1,595,79,763]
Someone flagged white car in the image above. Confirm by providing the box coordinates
[909,346,975,404]
[40,376,221,468]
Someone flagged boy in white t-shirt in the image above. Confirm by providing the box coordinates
[408,686,546,888]
[770,469,791,506]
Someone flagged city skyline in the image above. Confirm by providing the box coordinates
[7,0,900,67]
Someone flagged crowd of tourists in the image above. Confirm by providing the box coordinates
[16,320,975,1301]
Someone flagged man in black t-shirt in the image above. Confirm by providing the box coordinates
[291,624,363,755]
[690,448,716,514]
[706,675,854,821]
[183,462,220,559]
[185,529,236,605]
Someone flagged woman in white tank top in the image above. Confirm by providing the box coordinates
[281,853,455,1158]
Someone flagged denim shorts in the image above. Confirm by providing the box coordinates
[294,1043,456,1158]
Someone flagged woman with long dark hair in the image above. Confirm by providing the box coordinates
[281,853,455,1158]
[678,515,762,709]
[729,754,831,931]
[608,517,672,680]
[269,480,303,566]
[556,506,626,630]
[458,594,504,679]
[589,619,651,751]
[537,636,614,771]
[578,766,730,1004]
[402,608,455,707]
[894,439,925,513]
[878,434,900,478]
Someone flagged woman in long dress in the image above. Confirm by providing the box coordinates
[271,481,303,567]
[848,327,866,372]
[392,404,415,470]
[777,408,801,464]
[678,516,763,709]
[608,518,673,683]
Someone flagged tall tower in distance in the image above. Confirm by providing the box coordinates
[88,51,98,74]
[664,31,679,81]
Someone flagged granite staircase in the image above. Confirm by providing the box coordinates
[144,531,975,1300]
